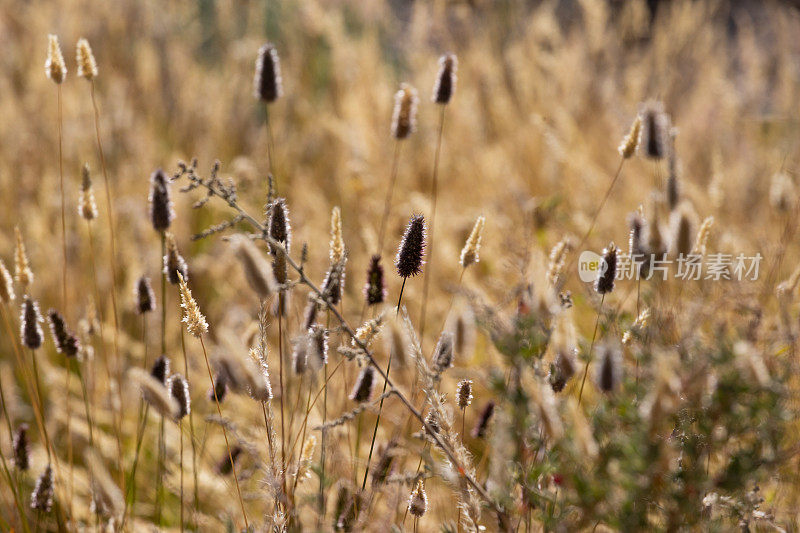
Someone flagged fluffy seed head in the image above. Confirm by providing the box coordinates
[350,365,375,403]
[460,216,485,269]
[353,315,385,349]
[150,354,170,386]
[408,479,428,517]
[371,439,398,487]
[594,242,617,294]
[76,38,98,80]
[668,202,698,258]
[268,198,291,284]
[13,424,29,471]
[597,344,621,394]
[0,260,15,303]
[231,235,276,300]
[364,255,386,305]
[391,83,418,139]
[322,256,347,306]
[21,297,43,350]
[31,464,54,512]
[45,35,66,84]
[85,450,124,520]
[639,101,671,160]
[329,206,345,264]
[78,163,98,221]
[217,350,272,402]
[254,43,283,102]
[130,367,179,419]
[178,273,207,338]
[47,309,80,357]
[546,238,571,287]
[396,214,426,278]
[135,276,155,314]
[169,373,191,421]
[307,324,328,370]
[432,331,455,374]
[14,227,33,290]
[432,53,457,104]
[456,379,473,409]
[164,233,189,286]
[618,115,642,159]
[472,400,495,438]
[209,371,228,403]
[217,446,243,476]
[292,335,309,375]
[149,169,174,232]
[692,216,715,256]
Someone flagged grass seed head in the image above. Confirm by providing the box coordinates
[30,463,54,512]
[618,114,642,159]
[254,43,283,102]
[232,235,276,300]
[597,344,621,394]
[432,53,457,104]
[150,354,170,385]
[330,206,345,264]
[135,276,155,314]
[76,38,98,80]
[169,373,191,420]
[460,215,485,269]
[350,365,375,403]
[396,214,426,278]
[21,297,43,350]
[45,35,66,84]
[13,424,29,471]
[432,331,455,374]
[0,259,15,303]
[79,163,98,221]
[472,400,495,438]
[364,255,386,305]
[639,100,671,160]
[594,242,617,294]
[14,227,33,290]
[408,479,428,517]
[178,272,208,337]
[149,169,174,232]
[457,379,473,409]
[391,83,418,139]
[47,309,80,357]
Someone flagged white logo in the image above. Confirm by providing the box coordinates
[578,251,607,283]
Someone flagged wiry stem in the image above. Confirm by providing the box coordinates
[177,299,199,526]
[182,172,506,521]
[578,294,605,406]
[377,141,402,255]
[278,293,287,501]
[57,85,67,312]
[199,336,250,530]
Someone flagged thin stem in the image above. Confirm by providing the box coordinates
[419,106,447,345]
[377,141,402,255]
[75,363,94,446]
[179,419,185,533]
[57,85,67,312]
[199,336,249,530]
[155,415,165,524]
[578,294,605,406]
[265,103,276,180]
[161,233,167,355]
[177,300,199,526]
[278,292,287,500]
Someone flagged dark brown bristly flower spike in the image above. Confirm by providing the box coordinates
[254,43,282,103]
[396,214,426,278]
[432,53,458,105]
[456,379,473,409]
[595,242,617,295]
[164,233,189,286]
[350,365,375,403]
[391,84,419,139]
[149,169,174,232]
[364,255,386,305]
[432,331,455,374]
[13,424,29,471]
[31,464,54,512]
[151,354,170,386]
[209,371,228,403]
[597,344,621,394]
[169,373,191,420]
[47,309,80,357]
[408,479,428,517]
[472,400,495,438]
[136,276,155,314]
[639,101,671,160]
[217,445,243,476]
[21,297,44,350]
[267,198,291,284]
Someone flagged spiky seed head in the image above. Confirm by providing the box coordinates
[618,115,642,159]
[594,242,617,294]
[45,35,66,84]
[169,373,191,420]
[135,276,155,314]
[668,202,698,258]
[217,446,243,476]
[292,334,309,375]
[130,367,179,418]
[13,424,29,471]
[546,238,571,287]
[639,101,671,160]
[307,324,328,370]
[692,216,715,256]
[456,379,473,409]
[391,83,418,139]
[149,169,174,232]
[76,38,97,80]
[47,309,80,357]
[209,371,228,403]
[408,479,428,517]
[0,260,15,303]
[267,198,291,284]
[329,206,345,264]
[364,255,386,305]
[423,409,441,439]
[371,439,398,487]
[150,354,170,385]
[31,464,54,512]
[350,365,375,403]
[597,344,621,394]
[254,43,282,102]
[302,295,318,330]
[352,315,385,349]
[432,331,455,374]
[231,235,276,300]
[164,233,189,285]
[322,256,347,306]
[76,163,99,220]
[666,137,680,210]
[217,350,272,402]
[178,272,208,338]
[14,227,33,290]
[460,216,485,269]
[472,400,495,438]
[21,297,43,350]
[770,171,796,212]
[396,214,426,278]
[432,53,457,104]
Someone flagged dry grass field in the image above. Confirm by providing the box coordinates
[1,0,800,531]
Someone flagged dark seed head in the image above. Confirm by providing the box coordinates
[432,331,454,374]
[597,344,621,394]
[151,355,170,386]
[13,424,29,471]
[169,373,191,420]
[432,53,457,105]
[268,198,291,284]
[21,297,43,350]
[371,439,398,487]
[640,101,671,160]
[456,379,473,409]
[209,371,228,403]
[307,324,328,370]
[364,255,386,306]
[135,276,155,314]
[350,365,375,403]
[149,169,174,232]
[472,400,495,439]
[217,445,243,476]
[254,43,282,103]
[322,257,347,306]
[163,233,189,286]
[30,464,54,513]
[47,309,80,357]
[395,214,426,278]
[595,243,617,295]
